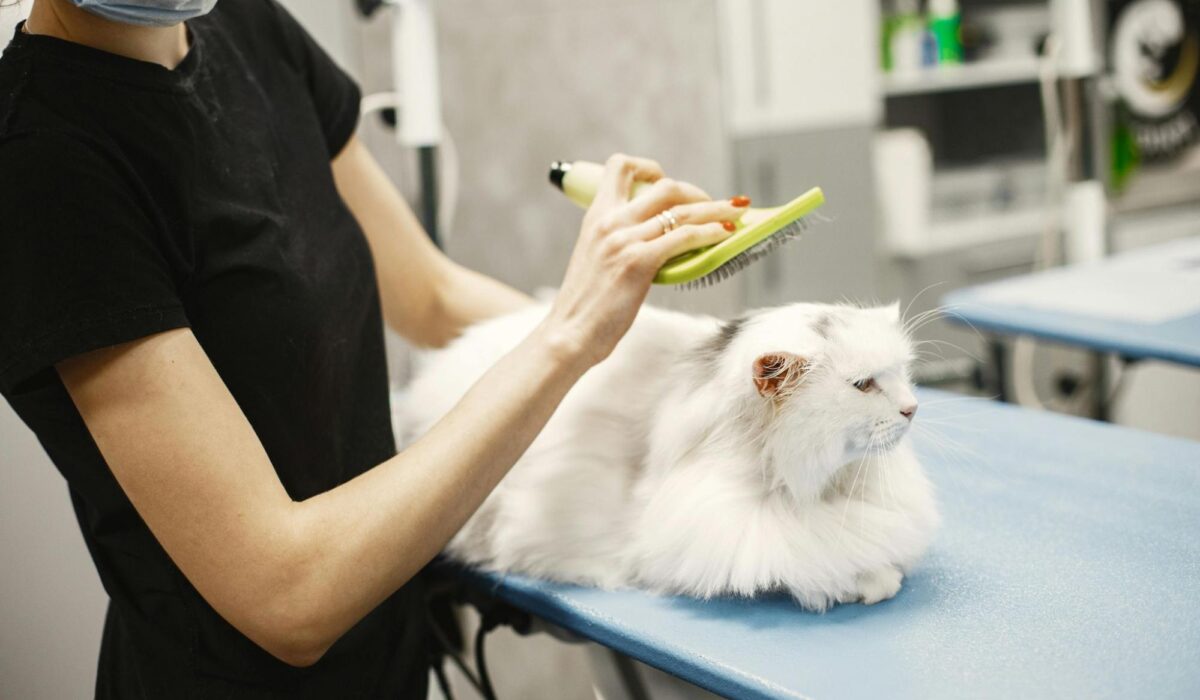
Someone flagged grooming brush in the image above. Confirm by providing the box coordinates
[549,160,825,289]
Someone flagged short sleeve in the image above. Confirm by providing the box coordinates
[266,0,363,158]
[0,134,189,394]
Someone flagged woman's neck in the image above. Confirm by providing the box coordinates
[25,0,189,69]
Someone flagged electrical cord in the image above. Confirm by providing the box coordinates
[430,654,454,700]
[420,560,531,700]
[424,601,488,699]
[474,612,501,700]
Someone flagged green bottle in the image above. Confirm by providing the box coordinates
[928,0,962,64]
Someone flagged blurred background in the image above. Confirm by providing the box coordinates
[2,0,1198,697]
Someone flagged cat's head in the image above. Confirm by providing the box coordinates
[712,302,918,501]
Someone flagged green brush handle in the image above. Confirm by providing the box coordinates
[548,160,825,286]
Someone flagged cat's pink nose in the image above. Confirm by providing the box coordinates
[900,404,918,421]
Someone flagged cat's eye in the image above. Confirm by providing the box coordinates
[853,378,876,393]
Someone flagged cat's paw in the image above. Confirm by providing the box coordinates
[855,566,903,605]
[791,590,837,613]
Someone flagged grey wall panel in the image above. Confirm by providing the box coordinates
[732,125,881,308]
[426,0,734,312]
[0,403,107,700]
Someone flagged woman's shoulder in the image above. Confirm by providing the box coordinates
[203,0,315,65]
[0,128,135,198]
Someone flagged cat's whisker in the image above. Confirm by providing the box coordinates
[881,441,900,511]
[873,442,893,512]
[916,412,991,425]
[914,408,996,428]
[913,336,980,360]
[839,441,874,538]
[913,348,952,363]
[911,424,987,483]
[857,433,886,538]
[902,304,949,331]
[838,462,860,535]
[919,394,999,406]
[928,306,987,346]
[916,408,993,425]
[904,307,958,338]
[901,281,948,327]
[902,304,946,329]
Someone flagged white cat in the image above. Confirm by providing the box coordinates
[400,301,939,611]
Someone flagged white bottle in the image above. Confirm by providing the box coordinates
[890,0,925,74]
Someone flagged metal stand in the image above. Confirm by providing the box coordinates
[418,144,440,247]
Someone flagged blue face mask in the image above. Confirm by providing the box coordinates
[69,0,219,27]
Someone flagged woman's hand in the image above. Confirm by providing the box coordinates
[539,154,747,368]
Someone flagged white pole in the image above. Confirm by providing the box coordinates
[1052,0,1107,263]
[391,0,443,148]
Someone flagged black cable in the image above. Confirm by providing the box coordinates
[473,617,499,700]
[424,604,488,698]
[418,145,440,248]
[431,655,454,700]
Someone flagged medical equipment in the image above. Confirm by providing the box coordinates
[356,0,450,247]
[549,160,826,289]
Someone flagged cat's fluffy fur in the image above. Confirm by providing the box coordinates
[400,301,939,610]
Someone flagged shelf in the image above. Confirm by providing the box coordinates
[888,207,1049,258]
[881,56,1042,96]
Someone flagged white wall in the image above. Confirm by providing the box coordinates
[276,0,363,76]
[0,0,29,55]
[0,400,108,700]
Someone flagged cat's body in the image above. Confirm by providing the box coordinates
[400,301,939,610]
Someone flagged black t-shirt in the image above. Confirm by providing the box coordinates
[0,2,428,697]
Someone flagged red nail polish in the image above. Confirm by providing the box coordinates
[731,195,751,207]
[722,221,736,232]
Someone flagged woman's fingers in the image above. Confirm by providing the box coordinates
[668,199,747,228]
[645,222,734,262]
[609,177,710,228]
[593,153,664,209]
[551,152,741,368]
[614,197,749,244]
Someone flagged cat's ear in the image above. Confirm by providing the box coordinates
[883,301,901,323]
[752,352,808,398]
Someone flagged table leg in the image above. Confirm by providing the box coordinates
[989,337,1009,403]
[587,645,651,700]
[1090,351,1110,422]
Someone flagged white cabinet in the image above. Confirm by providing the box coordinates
[717,0,881,136]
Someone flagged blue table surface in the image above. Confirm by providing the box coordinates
[941,285,1200,368]
[460,389,1200,700]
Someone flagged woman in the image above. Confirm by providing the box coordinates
[0,0,745,696]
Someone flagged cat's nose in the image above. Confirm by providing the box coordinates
[900,404,918,421]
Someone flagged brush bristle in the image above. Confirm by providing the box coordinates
[677,217,812,290]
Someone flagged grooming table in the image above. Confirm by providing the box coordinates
[940,236,1200,368]
[457,389,1200,699]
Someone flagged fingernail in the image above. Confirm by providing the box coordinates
[722,221,736,232]
[731,195,751,207]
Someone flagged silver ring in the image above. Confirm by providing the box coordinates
[658,209,679,234]
[655,212,673,235]
[663,209,679,231]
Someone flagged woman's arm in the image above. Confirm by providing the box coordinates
[331,135,531,347]
[59,321,583,668]
[59,155,745,667]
